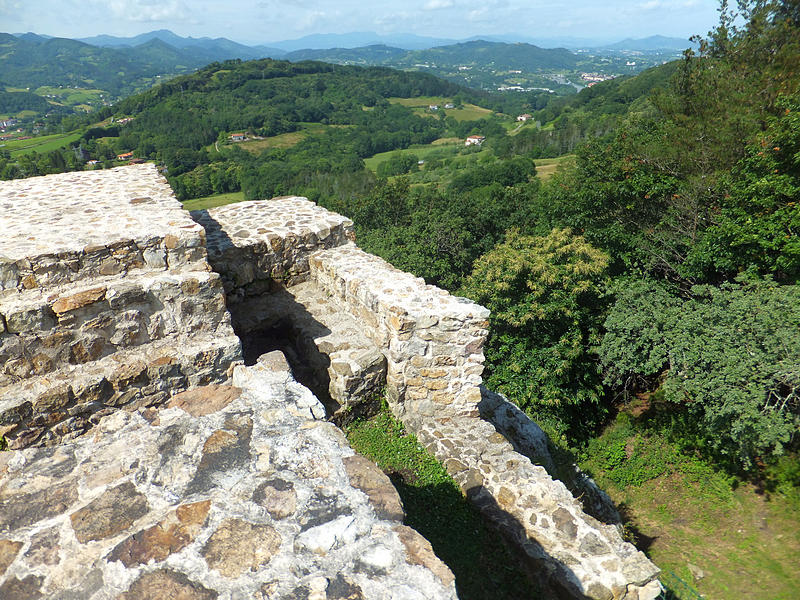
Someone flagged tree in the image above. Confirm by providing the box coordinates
[600,276,800,469]
[462,228,610,420]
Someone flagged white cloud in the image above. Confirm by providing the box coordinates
[423,0,454,10]
[93,0,191,23]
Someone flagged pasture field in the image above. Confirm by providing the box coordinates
[387,97,494,121]
[363,138,463,173]
[4,131,82,156]
[534,155,574,180]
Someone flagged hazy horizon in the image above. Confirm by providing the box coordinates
[2,0,721,47]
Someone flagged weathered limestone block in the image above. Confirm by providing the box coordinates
[0,352,457,600]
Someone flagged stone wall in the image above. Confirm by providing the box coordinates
[0,352,458,599]
[309,243,489,421]
[192,196,662,599]
[191,197,356,300]
[0,165,241,450]
[1,169,663,600]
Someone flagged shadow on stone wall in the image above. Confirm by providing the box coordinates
[384,464,597,600]
[478,387,623,528]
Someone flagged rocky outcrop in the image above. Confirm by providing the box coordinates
[0,165,241,449]
[0,351,458,599]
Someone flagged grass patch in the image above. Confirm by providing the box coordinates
[181,191,244,211]
[534,155,574,180]
[578,409,800,599]
[237,132,308,153]
[5,131,82,156]
[387,97,493,122]
[364,141,463,173]
[345,404,538,600]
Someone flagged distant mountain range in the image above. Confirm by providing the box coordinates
[13,29,694,54]
[0,29,692,113]
[284,40,580,72]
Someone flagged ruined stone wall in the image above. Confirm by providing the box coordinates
[191,197,356,301]
[0,169,662,600]
[193,196,662,600]
[308,243,489,420]
[0,352,458,599]
[0,165,241,450]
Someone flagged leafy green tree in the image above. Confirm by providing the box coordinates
[601,276,800,468]
[686,92,800,282]
[462,228,610,417]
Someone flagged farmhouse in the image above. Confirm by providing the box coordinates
[465,135,485,146]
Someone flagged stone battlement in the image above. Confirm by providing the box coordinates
[0,165,661,599]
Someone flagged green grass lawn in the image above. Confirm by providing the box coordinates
[181,191,244,211]
[364,139,463,173]
[577,408,800,600]
[4,131,83,156]
[534,155,574,180]
[345,404,539,600]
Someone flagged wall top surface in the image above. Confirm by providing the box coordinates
[0,164,203,261]
[193,197,354,257]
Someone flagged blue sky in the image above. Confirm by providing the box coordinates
[1,0,722,44]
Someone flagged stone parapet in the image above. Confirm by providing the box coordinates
[192,197,355,298]
[0,352,458,600]
[414,416,662,600]
[309,243,489,419]
[0,164,207,294]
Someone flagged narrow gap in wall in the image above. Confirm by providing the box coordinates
[236,319,339,417]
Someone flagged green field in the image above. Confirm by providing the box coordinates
[3,131,83,156]
[34,86,107,107]
[578,409,800,600]
[364,138,464,173]
[388,97,494,121]
[534,155,574,180]
[220,123,351,154]
[181,191,244,212]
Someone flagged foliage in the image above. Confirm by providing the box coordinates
[376,151,419,177]
[462,228,610,414]
[685,92,800,282]
[600,276,800,468]
[349,178,537,291]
